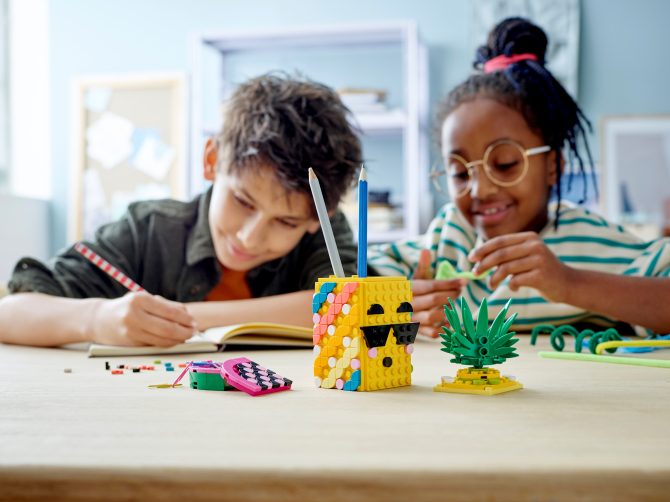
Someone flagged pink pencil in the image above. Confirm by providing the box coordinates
[74,242,146,293]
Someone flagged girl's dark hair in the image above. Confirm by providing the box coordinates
[435,17,594,227]
[219,73,362,215]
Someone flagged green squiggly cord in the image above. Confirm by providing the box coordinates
[530,324,623,354]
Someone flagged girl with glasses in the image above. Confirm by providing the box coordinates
[370,17,670,338]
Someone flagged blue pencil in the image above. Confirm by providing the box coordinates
[358,167,368,278]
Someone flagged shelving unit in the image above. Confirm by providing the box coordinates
[190,21,431,242]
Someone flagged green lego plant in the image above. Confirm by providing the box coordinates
[440,297,519,368]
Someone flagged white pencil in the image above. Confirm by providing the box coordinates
[308,168,344,277]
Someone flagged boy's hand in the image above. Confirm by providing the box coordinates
[411,249,464,339]
[89,292,197,347]
[469,232,572,303]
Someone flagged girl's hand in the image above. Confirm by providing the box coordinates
[468,232,573,303]
[89,292,197,347]
[411,249,464,338]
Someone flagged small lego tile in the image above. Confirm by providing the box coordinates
[105,361,110,370]
[343,282,359,294]
[63,368,72,373]
[361,325,391,348]
[111,370,123,375]
[342,370,361,391]
[392,322,419,345]
[154,360,162,364]
[319,282,337,294]
[132,367,141,373]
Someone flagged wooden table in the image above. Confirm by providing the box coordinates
[1,337,669,501]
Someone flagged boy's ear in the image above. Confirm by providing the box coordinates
[203,137,218,182]
[307,219,321,234]
[547,149,564,186]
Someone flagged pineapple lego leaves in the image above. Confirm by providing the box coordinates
[440,298,519,368]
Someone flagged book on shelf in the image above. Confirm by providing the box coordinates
[337,87,387,102]
[342,198,403,234]
[338,87,388,113]
[87,322,313,357]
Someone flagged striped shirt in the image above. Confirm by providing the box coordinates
[368,202,670,336]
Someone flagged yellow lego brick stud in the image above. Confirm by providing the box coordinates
[312,275,419,391]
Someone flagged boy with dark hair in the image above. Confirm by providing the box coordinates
[0,73,362,347]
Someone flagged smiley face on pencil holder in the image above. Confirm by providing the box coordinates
[312,275,419,391]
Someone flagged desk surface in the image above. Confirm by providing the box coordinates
[1,337,669,501]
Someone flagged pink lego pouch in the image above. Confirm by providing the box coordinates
[172,358,292,397]
[222,357,293,396]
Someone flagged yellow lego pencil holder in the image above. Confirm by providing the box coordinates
[312,275,419,391]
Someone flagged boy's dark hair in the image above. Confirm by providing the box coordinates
[435,17,594,227]
[219,73,362,215]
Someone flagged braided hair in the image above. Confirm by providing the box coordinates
[435,17,594,227]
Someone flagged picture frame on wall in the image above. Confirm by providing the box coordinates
[601,115,670,233]
[69,73,187,242]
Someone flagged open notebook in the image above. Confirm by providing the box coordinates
[87,322,313,357]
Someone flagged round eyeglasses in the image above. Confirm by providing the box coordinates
[430,140,551,197]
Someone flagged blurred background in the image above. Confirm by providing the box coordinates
[1,0,669,284]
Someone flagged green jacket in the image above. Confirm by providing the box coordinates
[9,188,358,301]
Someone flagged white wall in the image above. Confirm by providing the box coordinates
[0,193,49,283]
[8,0,50,199]
[0,0,50,284]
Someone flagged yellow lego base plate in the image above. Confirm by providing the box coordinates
[433,367,523,396]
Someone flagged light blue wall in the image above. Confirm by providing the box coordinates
[50,0,670,252]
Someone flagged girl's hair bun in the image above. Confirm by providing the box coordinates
[474,17,548,69]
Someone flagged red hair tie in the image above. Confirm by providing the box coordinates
[483,53,538,73]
